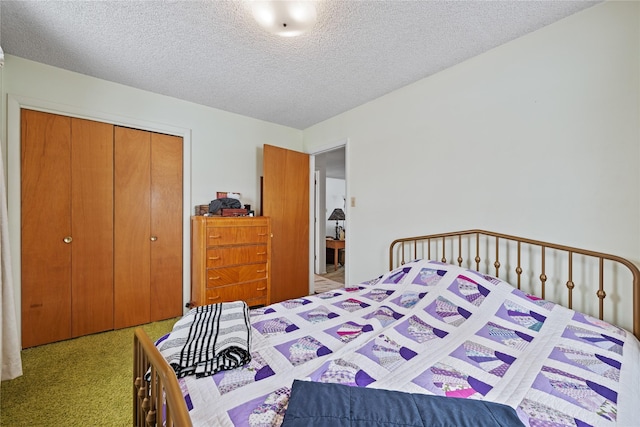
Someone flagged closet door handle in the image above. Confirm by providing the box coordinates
[150,236,158,241]
[63,236,73,244]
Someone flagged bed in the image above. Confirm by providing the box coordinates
[133,229,640,427]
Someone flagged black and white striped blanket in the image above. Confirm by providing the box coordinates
[156,301,252,378]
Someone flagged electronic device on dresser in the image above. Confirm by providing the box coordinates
[190,216,271,308]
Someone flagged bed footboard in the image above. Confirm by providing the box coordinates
[133,328,192,427]
[389,229,640,339]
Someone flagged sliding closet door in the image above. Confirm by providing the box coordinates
[21,110,72,348]
[150,132,183,321]
[114,127,151,328]
[70,118,114,337]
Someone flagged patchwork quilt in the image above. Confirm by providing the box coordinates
[169,260,640,427]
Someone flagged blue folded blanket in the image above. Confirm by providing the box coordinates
[282,380,525,427]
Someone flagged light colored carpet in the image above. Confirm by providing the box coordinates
[314,264,345,293]
[319,264,344,283]
[314,275,344,293]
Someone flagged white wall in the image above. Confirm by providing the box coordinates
[304,1,640,289]
[1,56,303,337]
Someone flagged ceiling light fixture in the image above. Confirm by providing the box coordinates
[251,1,317,37]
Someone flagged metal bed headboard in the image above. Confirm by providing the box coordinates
[134,328,193,427]
[389,230,640,340]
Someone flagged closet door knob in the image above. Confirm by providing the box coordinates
[63,236,72,244]
[150,236,158,241]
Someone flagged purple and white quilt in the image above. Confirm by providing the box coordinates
[169,260,640,426]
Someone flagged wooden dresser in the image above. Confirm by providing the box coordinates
[190,216,271,308]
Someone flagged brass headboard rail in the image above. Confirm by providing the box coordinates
[389,229,640,339]
[134,328,193,427]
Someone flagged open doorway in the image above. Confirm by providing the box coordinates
[312,145,346,292]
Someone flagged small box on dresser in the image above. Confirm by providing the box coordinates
[190,216,271,308]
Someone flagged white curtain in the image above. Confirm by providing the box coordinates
[1,137,22,380]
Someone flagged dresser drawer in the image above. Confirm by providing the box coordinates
[204,280,268,304]
[206,245,268,268]
[206,226,269,246]
[206,264,268,288]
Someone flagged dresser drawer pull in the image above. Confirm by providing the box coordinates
[209,276,221,280]
[256,287,266,291]
[208,295,221,301]
[257,251,266,255]
[209,235,222,239]
[256,269,266,273]
[208,256,221,260]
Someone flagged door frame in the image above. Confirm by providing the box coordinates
[313,169,322,274]
[308,138,349,290]
[7,94,192,341]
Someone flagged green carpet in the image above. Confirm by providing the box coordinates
[1,318,178,426]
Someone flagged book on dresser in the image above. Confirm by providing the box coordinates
[190,216,271,308]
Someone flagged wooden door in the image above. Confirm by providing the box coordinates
[263,144,310,303]
[70,118,114,337]
[150,132,183,321]
[21,110,72,348]
[114,127,151,328]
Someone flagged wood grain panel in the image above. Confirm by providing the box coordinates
[204,280,268,304]
[206,246,269,268]
[206,226,269,246]
[263,144,309,303]
[206,217,270,228]
[114,127,151,328]
[21,109,72,347]
[70,118,114,337]
[150,132,183,321]
[206,264,268,288]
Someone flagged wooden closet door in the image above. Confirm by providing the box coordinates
[150,133,183,321]
[114,127,151,328]
[21,110,72,348]
[70,118,114,337]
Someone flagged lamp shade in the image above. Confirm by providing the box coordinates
[328,208,345,221]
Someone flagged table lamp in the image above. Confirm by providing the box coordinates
[328,208,345,240]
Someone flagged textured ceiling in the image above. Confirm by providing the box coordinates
[1,0,600,130]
